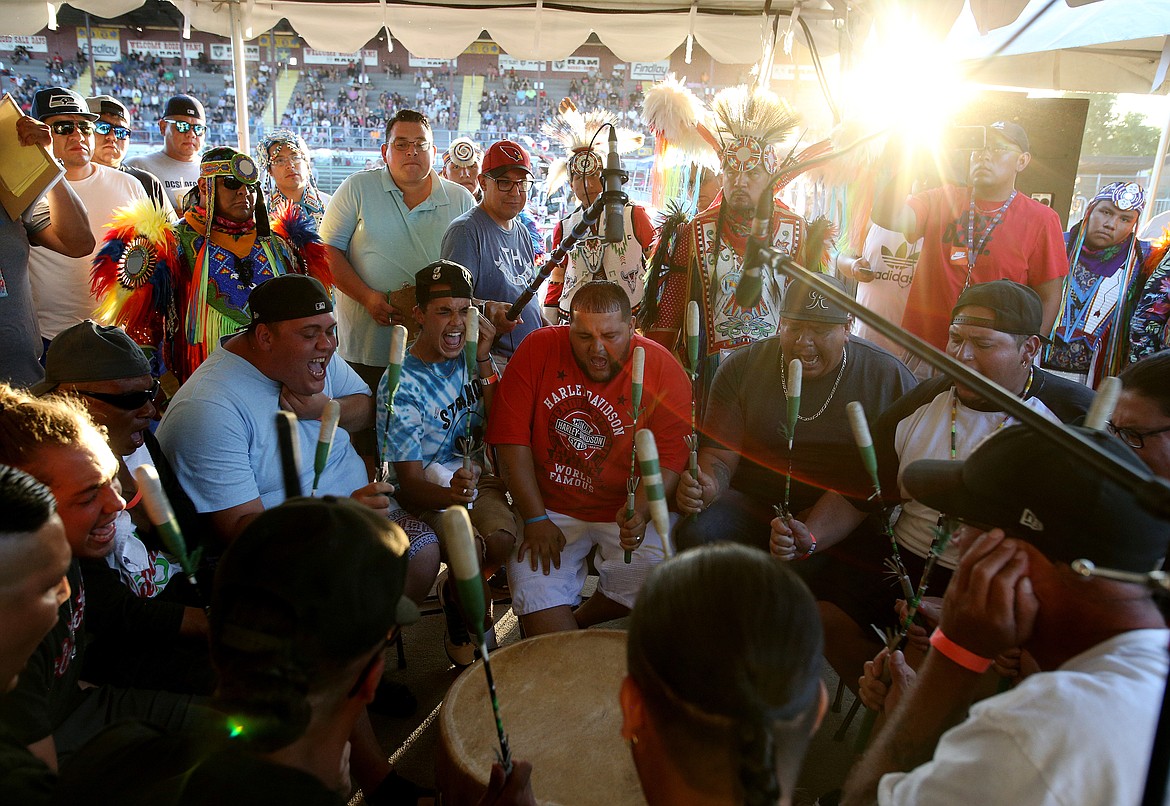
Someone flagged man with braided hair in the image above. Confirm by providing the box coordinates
[92,146,330,383]
[642,85,829,403]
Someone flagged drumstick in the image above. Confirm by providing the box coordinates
[1084,375,1121,431]
[275,411,302,499]
[782,358,801,518]
[441,506,514,774]
[312,399,341,497]
[684,301,701,522]
[624,346,645,564]
[635,428,672,557]
[134,464,207,609]
[378,324,409,475]
[462,309,479,511]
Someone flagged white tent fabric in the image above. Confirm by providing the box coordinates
[7,0,853,63]
[948,0,1170,94]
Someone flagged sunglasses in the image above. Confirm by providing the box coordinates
[49,121,94,136]
[94,121,132,140]
[165,119,207,136]
[221,177,252,191]
[76,379,161,411]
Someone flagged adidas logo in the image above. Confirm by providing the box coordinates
[1019,509,1043,531]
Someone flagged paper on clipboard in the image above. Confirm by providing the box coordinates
[0,93,63,220]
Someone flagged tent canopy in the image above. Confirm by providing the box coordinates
[14,0,861,64]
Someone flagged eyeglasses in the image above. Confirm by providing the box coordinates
[94,121,131,140]
[1107,421,1170,450]
[391,138,432,152]
[269,155,305,169]
[49,121,94,136]
[76,379,161,411]
[970,146,1021,159]
[221,177,251,191]
[165,119,207,136]
[489,176,532,193]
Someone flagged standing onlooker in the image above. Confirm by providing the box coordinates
[84,94,173,219]
[123,94,206,213]
[27,87,147,347]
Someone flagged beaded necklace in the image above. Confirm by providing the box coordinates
[948,367,1034,459]
[964,190,1016,288]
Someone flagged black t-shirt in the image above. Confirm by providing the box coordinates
[702,335,917,513]
[0,719,54,806]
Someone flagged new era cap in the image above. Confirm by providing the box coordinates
[246,275,333,327]
[86,94,129,121]
[779,274,851,325]
[482,140,532,177]
[415,260,474,306]
[951,280,1044,336]
[162,94,205,121]
[988,120,1029,153]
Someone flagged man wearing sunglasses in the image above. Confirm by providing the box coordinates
[27,87,147,350]
[440,139,545,362]
[85,95,173,221]
[124,94,206,214]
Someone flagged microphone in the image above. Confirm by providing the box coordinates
[602,127,626,244]
[734,182,775,310]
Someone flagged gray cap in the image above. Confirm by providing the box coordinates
[31,321,151,396]
[86,94,130,121]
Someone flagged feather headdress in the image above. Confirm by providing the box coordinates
[542,98,644,192]
[641,75,718,170]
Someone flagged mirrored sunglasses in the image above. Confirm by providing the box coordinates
[94,121,132,140]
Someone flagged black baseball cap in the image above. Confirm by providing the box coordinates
[162,94,204,121]
[415,260,474,306]
[246,275,333,328]
[988,121,1029,153]
[32,321,151,396]
[904,425,1170,574]
[86,94,129,121]
[33,87,98,121]
[212,497,418,672]
[779,274,851,325]
[952,280,1043,337]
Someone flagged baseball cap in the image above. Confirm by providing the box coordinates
[951,280,1043,337]
[86,94,129,121]
[482,140,532,177]
[31,321,150,396]
[246,275,333,328]
[903,425,1170,574]
[416,260,474,306]
[779,274,851,325]
[212,497,417,674]
[162,94,205,121]
[32,87,98,121]
[988,120,1029,153]
[444,137,482,169]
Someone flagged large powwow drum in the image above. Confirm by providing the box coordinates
[437,629,645,805]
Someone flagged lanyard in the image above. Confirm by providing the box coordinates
[965,190,1016,287]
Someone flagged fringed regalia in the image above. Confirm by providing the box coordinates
[92,198,331,383]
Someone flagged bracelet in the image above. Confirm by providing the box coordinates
[479,372,500,387]
[795,533,817,561]
[476,357,493,363]
[524,514,549,525]
[929,628,993,673]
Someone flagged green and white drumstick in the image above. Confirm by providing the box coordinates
[134,464,203,599]
[685,301,701,505]
[686,300,701,375]
[1084,375,1121,431]
[783,358,802,517]
[636,428,672,557]
[312,399,341,497]
[440,506,513,774]
[625,346,646,564]
[386,324,408,408]
[462,308,480,510]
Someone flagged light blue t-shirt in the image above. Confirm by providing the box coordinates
[157,346,371,513]
[440,206,544,359]
[376,352,484,483]
[319,168,474,366]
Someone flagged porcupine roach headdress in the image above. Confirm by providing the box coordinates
[542,98,644,194]
[641,75,718,209]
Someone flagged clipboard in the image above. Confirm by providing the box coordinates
[0,93,63,221]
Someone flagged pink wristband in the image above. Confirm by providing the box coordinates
[930,628,993,673]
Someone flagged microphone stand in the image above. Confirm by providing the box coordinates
[753,249,1170,518]
[506,172,628,321]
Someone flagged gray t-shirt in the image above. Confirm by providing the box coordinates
[123,150,200,212]
[440,205,543,359]
[0,200,51,388]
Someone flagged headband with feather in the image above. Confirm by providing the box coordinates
[542,98,644,192]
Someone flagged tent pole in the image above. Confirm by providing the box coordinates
[229,0,250,155]
[1143,103,1170,228]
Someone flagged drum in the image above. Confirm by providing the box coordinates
[437,629,646,806]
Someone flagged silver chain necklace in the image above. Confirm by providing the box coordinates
[780,347,849,422]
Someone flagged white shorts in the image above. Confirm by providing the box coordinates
[508,509,677,616]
